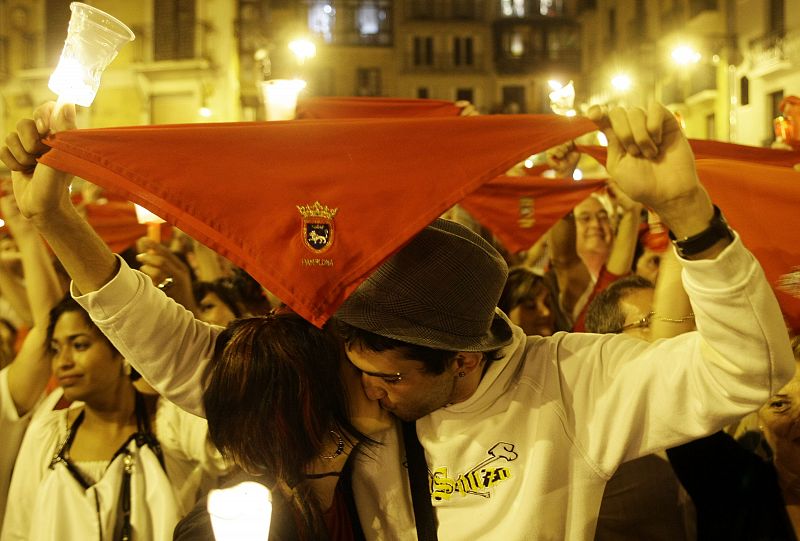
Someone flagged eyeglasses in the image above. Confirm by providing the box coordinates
[615,311,654,334]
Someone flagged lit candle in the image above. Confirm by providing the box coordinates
[48,3,134,110]
[207,482,272,540]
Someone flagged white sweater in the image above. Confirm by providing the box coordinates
[73,235,795,540]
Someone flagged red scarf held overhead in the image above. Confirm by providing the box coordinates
[39,114,597,327]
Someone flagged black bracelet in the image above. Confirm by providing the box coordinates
[668,204,734,258]
[305,471,342,479]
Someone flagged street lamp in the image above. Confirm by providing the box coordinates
[611,73,632,92]
[671,45,701,66]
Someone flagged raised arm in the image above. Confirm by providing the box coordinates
[0,102,218,415]
[0,102,119,294]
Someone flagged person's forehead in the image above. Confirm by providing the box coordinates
[346,343,426,372]
[574,197,606,214]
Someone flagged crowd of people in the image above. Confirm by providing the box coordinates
[0,98,796,541]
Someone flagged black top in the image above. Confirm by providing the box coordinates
[667,431,797,541]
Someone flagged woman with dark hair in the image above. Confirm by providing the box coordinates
[1,296,226,541]
[193,279,246,327]
[498,266,558,336]
[171,311,389,540]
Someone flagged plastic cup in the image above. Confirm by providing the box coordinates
[207,481,272,541]
[261,79,306,121]
[48,2,135,107]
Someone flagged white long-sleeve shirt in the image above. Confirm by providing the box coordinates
[73,235,795,540]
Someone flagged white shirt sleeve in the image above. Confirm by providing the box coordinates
[72,256,222,417]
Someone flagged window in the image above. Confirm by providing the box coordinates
[356,67,381,96]
[154,0,196,60]
[740,76,749,106]
[768,0,784,35]
[706,113,716,140]
[358,3,381,34]
[607,8,617,49]
[456,88,474,102]
[310,1,392,46]
[502,85,526,113]
[414,36,434,66]
[453,0,477,19]
[501,0,526,17]
[769,89,785,137]
[309,2,336,43]
[453,37,474,67]
[46,0,72,67]
[417,87,430,99]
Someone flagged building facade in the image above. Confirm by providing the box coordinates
[0,0,584,139]
[578,0,799,146]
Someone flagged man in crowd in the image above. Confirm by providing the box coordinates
[0,101,794,540]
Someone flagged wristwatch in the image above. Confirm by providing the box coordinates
[668,204,734,258]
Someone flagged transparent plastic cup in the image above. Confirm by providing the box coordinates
[261,79,307,121]
[207,482,272,540]
[48,2,135,107]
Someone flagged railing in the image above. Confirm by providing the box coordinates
[494,48,580,74]
[407,0,485,21]
[128,21,213,64]
[404,52,486,72]
[747,30,800,71]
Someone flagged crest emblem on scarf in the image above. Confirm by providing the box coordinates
[297,201,338,254]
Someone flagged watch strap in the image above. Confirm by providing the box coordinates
[668,205,733,257]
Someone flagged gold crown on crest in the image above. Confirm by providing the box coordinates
[297,201,338,220]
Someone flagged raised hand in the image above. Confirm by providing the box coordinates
[0,102,77,221]
[587,103,713,239]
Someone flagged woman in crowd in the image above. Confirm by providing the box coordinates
[177,311,388,539]
[497,266,558,336]
[667,335,800,540]
[0,296,227,541]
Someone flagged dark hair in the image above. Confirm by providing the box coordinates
[498,266,548,315]
[585,275,654,334]
[202,313,370,538]
[193,280,244,319]
[46,294,119,354]
[337,323,503,375]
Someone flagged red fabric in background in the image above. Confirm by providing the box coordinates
[296,97,461,119]
[459,176,605,253]
[580,140,800,169]
[83,198,148,253]
[39,114,596,327]
[694,160,800,332]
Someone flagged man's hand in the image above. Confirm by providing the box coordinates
[0,102,76,221]
[136,237,199,313]
[588,103,714,239]
[546,141,580,179]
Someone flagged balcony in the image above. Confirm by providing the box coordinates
[129,21,214,83]
[494,48,580,74]
[404,52,487,72]
[748,31,800,77]
[407,0,485,21]
[493,18,580,75]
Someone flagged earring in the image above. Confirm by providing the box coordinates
[458,371,466,378]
